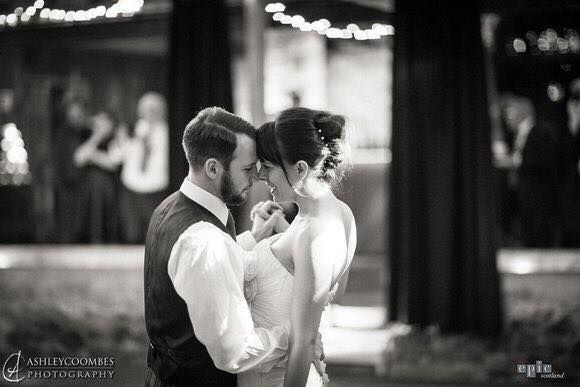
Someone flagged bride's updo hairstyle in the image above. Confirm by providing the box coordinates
[257,107,350,186]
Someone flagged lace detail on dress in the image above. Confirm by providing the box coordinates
[244,279,258,305]
[243,248,258,305]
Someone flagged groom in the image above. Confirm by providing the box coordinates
[144,107,289,386]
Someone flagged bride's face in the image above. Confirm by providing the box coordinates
[258,160,296,203]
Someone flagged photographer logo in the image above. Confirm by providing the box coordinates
[2,351,115,383]
[516,360,564,379]
[3,350,25,382]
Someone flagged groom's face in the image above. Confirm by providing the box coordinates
[220,134,259,206]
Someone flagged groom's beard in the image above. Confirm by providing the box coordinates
[221,170,248,206]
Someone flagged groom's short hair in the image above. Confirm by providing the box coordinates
[183,107,256,171]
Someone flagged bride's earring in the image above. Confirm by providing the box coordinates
[291,177,309,198]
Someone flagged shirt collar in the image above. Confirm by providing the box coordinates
[179,178,229,226]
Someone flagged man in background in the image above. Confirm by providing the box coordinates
[53,98,92,242]
[502,95,559,247]
[120,92,169,243]
[559,78,580,247]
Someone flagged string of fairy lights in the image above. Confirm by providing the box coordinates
[508,28,580,56]
[0,0,144,28]
[1,0,393,39]
[265,2,394,40]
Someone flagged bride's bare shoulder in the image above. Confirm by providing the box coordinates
[337,199,355,224]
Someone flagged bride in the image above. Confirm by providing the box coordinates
[239,108,357,386]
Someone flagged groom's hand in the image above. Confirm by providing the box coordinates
[273,215,290,234]
[312,331,326,378]
[251,209,284,242]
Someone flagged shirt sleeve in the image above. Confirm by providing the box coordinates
[167,222,288,373]
[236,230,257,251]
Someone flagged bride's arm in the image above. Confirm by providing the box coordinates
[283,228,340,387]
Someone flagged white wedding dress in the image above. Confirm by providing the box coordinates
[238,220,356,387]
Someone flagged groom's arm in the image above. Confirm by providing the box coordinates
[236,231,257,251]
[168,223,288,374]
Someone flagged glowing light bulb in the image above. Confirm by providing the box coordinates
[299,22,312,32]
[513,38,526,53]
[341,30,353,39]
[365,29,380,39]
[34,0,44,9]
[537,37,549,51]
[265,3,285,13]
[6,14,17,26]
[326,28,342,39]
[74,10,86,21]
[39,8,50,19]
[319,19,331,29]
[354,30,368,40]
[311,21,324,31]
[373,24,394,36]
[291,15,304,28]
[347,23,359,32]
[86,9,97,20]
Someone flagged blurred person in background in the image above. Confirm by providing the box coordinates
[53,98,92,243]
[0,89,15,125]
[73,111,124,243]
[559,78,580,247]
[502,95,559,247]
[120,92,169,243]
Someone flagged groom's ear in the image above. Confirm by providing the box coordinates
[204,158,221,179]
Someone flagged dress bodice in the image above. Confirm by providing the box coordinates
[245,237,295,330]
[244,237,343,329]
[240,205,356,387]
[240,237,331,386]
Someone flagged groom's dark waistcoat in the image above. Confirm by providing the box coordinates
[144,191,236,386]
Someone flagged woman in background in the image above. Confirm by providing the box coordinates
[74,110,124,243]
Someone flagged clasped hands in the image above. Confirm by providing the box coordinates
[249,200,290,242]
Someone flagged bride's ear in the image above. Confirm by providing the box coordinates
[296,160,309,178]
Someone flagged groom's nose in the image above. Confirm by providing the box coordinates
[258,168,268,181]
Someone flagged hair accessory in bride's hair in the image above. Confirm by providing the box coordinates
[317,128,325,142]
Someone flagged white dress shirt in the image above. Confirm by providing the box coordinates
[121,119,169,193]
[166,178,288,373]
